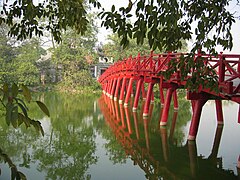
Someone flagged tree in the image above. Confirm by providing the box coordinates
[1,0,237,91]
[51,13,100,90]
[1,0,237,53]
[103,33,188,61]
[0,0,101,42]
[0,24,49,144]
[14,38,45,86]
[100,0,236,53]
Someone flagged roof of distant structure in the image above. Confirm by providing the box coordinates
[36,51,52,63]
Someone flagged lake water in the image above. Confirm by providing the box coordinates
[0,91,239,180]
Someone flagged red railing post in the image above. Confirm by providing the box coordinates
[219,52,225,83]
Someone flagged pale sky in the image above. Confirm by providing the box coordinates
[97,0,240,54]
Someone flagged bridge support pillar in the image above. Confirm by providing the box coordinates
[133,78,143,112]
[110,78,117,99]
[188,98,208,140]
[119,77,127,104]
[141,83,146,100]
[104,82,109,96]
[124,78,134,107]
[158,83,165,106]
[173,90,178,110]
[107,79,113,97]
[143,82,154,117]
[215,100,224,125]
[114,77,121,101]
[160,87,176,126]
[151,92,154,104]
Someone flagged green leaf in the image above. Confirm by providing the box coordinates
[3,83,9,94]
[19,113,31,128]
[126,14,132,18]
[6,102,13,126]
[12,83,18,97]
[11,106,18,128]
[22,85,31,102]
[36,101,50,117]
[30,120,44,136]
[17,113,23,126]
[111,5,115,12]
[18,102,28,118]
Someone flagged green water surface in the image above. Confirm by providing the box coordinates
[0,91,239,180]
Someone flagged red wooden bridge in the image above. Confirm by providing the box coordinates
[98,51,240,140]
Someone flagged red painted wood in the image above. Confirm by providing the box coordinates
[160,87,175,126]
[98,51,240,140]
[114,77,122,100]
[188,99,208,140]
[124,78,134,106]
[110,78,117,99]
[215,100,224,124]
[133,78,143,111]
[173,90,178,110]
[143,82,154,117]
[119,77,127,104]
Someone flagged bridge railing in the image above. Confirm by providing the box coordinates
[98,52,240,96]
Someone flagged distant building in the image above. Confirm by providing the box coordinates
[36,51,61,85]
[91,45,113,78]
[91,56,113,79]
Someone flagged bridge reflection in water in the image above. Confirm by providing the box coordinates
[98,93,239,179]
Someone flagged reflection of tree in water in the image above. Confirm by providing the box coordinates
[0,92,100,179]
[33,92,98,179]
[101,128,127,164]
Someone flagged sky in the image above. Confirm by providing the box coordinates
[97,0,240,54]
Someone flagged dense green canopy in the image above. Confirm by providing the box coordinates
[0,0,237,53]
